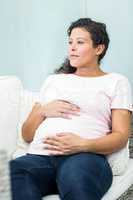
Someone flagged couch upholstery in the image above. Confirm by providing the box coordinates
[0,76,133,200]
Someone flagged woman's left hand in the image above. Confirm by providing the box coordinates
[43,132,86,155]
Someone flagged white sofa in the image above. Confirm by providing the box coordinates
[0,76,133,200]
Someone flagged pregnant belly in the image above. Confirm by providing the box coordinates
[34,115,109,141]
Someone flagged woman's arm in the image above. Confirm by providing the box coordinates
[22,100,80,143]
[83,109,132,155]
[22,103,46,143]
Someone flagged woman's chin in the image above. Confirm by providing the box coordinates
[70,62,80,68]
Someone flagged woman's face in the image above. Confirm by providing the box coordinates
[68,27,100,68]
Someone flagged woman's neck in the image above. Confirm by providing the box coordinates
[74,65,106,77]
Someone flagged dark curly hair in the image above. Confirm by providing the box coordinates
[55,18,110,74]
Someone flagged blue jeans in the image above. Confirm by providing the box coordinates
[10,152,113,200]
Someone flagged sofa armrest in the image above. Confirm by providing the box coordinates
[0,150,11,199]
[129,115,133,158]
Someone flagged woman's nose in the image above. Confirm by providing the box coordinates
[71,43,77,51]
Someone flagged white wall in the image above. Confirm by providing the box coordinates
[0,0,132,90]
[0,0,84,90]
[85,0,133,86]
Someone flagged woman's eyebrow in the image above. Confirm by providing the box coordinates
[69,37,88,41]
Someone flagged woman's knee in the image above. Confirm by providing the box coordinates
[57,153,95,190]
[57,167,100,200]
[10,155,33,174]
[57,153,112,198]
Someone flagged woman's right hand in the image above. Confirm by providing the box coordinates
[22,100,80,143]
[27,100,80,127]
[42,100,80,119]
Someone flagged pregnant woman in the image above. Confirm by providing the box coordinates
[10,18,132,200]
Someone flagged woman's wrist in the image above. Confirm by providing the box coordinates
[27,114,44,129]
[41,105,48,118]
[81,138,92,153]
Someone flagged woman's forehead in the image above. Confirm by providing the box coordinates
[69,28,91,40]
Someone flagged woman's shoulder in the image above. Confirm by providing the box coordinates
[47,73,67,78]
[110,72,126,78]
[46,73,70,81]
[109,72,130,82]
[109,73,132,94]
[41,73,67,86]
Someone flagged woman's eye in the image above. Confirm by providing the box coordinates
[77,41,84,44]
[68,40,84,45]
[68,41,72,44]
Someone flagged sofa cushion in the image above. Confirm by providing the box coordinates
[0,76,22,155]
[107,142,129,175]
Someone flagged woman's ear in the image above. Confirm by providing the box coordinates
[95,44,105,56]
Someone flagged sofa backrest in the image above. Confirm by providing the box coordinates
[0,76,22,155]
[12,89,40,158]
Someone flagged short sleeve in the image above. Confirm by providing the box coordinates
[111,77,133,112]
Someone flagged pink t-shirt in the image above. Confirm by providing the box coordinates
[28,73,133,155]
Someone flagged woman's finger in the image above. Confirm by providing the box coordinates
[44,144,61,151]
[44,137,61,146]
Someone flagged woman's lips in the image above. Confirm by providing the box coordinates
[70,55,80,59]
